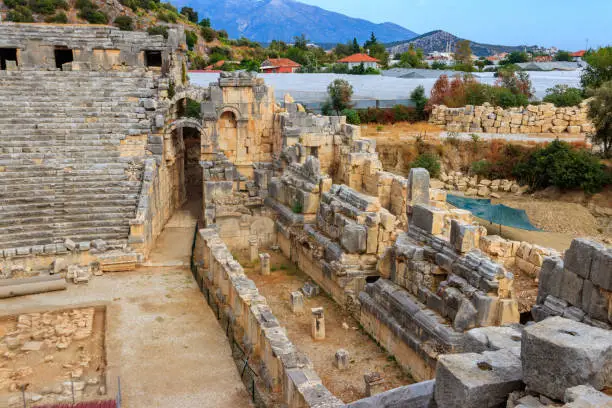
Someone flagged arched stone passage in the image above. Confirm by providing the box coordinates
[164,117,204,219]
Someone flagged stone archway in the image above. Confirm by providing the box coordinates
[165,117,205,217]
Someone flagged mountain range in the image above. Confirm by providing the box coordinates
[171,0,418,44]
[387,30,540,57]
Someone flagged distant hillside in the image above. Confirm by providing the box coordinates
[171,0,418,44]
[387,30,539,57]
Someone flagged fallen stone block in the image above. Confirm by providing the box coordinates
[522,316,612,400]
[434,349,523,408]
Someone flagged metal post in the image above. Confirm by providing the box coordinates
[71,378,75,405]
[21,386,26,408]
[117,377,122,408]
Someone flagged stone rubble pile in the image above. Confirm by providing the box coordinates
[430,102,593,134]
[439,171,528,198]
[1,308,99,399]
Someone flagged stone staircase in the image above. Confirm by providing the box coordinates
[0,70,158,250]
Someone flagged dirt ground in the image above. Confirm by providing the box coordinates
[0,307,105,406]
[238,250,414,403]
[0,205,252,408]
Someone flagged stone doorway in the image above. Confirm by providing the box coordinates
[170,124,202,219]
[183,126,202,202]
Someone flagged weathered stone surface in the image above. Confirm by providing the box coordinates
[407,168,430,209]
[559,268,584,307]
[347,380,435,408]
[434,349,522,408]
[590,248,612,291]
[564,238,605,280]
[563,385,612,408]
[522,316,612,400]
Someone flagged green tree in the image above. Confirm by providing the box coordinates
[113,15,133,31]
[364,32,378,49]
[500,51,530,65]
[198,17,211,27]
[180,6,198,23]
[431,61,447,70]
[399,45,425,68]
[587,80,612,157]
[45,11,67,22]
[351,38,361,54]
[410,85,428,120]
[454,40,473,68]
[293,34,308,51]
[581,47,612,90]
[554,51,572,62]
[543,85,583,107]
[326,79,354,115]
[8,5,34,21]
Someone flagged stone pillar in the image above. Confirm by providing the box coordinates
[364,372,385,397]
[290,291,304,314]
[249,237,258,262]
[259,253,270,276]
[335,349,350,370]
[311,307,325,340]
[406,168,430,219]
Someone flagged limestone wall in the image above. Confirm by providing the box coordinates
[533,238,612,329]
[194,228,342,408]
[429,102,593,134]
[0,23,185,72]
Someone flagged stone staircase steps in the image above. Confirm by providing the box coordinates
[0,70,158,250]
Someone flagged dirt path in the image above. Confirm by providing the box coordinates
[0,203,252,408]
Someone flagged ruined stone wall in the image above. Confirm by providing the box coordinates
[429,102,593,134]
[0,23,185,73]
[533,238,612,329]
[194,228,343,408]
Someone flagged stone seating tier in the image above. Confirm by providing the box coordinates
[0,70,158,250]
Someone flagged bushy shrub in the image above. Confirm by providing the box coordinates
[113,15,133,31]
[30,0,68,14]
[429,74,529,109]
[156,9,177,23]
[471,159,492,178]
[357,106,418,124]
[8,5,34,21]
[76,0,107,24]
[200,26,217,42]
[147,25,168,39]
[45,10,67,22]
[79,8,108,23]
[543,85,583,107]
[341,108,360,125]
[411,153,441,178]
[513,139,609,193]
[185,30,197,50]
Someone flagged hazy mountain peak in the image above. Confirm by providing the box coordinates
[175,0,418,44]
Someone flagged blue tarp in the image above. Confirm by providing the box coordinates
[446,194,542,231]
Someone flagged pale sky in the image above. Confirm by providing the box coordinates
[300,0,611,50]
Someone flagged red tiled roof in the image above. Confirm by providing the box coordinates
[337,53,380,63]
[261,58,301,68]
[571,50,586,57]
